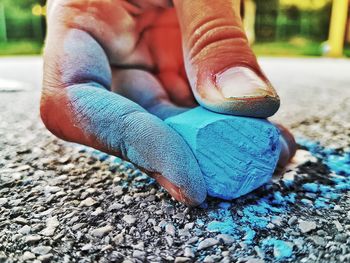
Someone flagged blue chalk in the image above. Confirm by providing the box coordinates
[165,107,281,200]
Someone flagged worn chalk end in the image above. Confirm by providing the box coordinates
[165,107,281,200]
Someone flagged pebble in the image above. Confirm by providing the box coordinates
[333,220,343,232]
[203,255,215,263]
[309,236,326,246]
[91,225,113,237]
[175,257,191,263]
[165,223,176,236]
[132,250,146,260]
[0,198,8,206]
[246,259,265,263]
[91,207,104,216]
[183,247,195,258]
[122,214,137,225]
[22,251,36,260]
[197,238,219,250]
[13,217,28,225]
[31,246,52,255]
[40,227,55,237]
[298,220,317,233]
[25,235,42,244]
[18,225,31,235]
[81,244,93,251]
[79,197,97,207]
[44,185,61,194]
[216,234,235,245]
[37,253,53,262]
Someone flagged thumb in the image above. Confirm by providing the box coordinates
[174,0,279,118]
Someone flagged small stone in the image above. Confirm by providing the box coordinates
[37,254,53,262]
[72,223,85,231]
[132,250,146,260]
[334,205,342,211]
[79,197,97,207]
[31,246,52,255]
[309,236,326,246]
[203,255,215,263]
[288,216,298,226]
[0,198,8,206]
[81,244,93,251]
[165,223,176,236]
[46,216,59,228]
[44,185,61,194]
[122,214,137,225]
[183,247,194,258]
[132,242,144,250]
[91,225,113,237]
[25,235,42,244]
[246,259,265,263]
[333,220,343,232]
[114,233,124,245]
[298,220,317,233]
[216,234,235,245]
[91,207,104,216]
[165,236,173,247]
[22,251,36,260]
[18,225,31,235]
[178,228,190,237]
[13,217,28,225]
[123,195,133,205]
[175,257,191,263]
[197,238,219,250]
[41,227,55,237]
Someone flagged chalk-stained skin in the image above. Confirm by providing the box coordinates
[41,0,295,206]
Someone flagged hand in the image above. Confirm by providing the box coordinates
[41,0,294,206]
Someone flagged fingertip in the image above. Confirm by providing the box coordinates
[193,67,280,118]
[153,173,207,206]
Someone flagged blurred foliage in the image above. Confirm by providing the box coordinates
[0,40,42,56]
[255,0,332,41]
[280,0,331,10]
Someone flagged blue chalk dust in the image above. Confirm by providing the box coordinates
[262,238,293,260]
[165,107,281,200]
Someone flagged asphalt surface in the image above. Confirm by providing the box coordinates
[0,57,349,263]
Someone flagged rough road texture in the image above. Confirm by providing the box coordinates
[0,57,349,263]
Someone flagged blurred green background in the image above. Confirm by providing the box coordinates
[0,0,349,57]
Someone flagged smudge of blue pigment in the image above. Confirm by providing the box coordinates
[326,153,350,174]
[77,136,349,260]
[262,238,293,260]
[285,193,296,204]
[242,226,256,244]
[302,183,319,193]
[314,197,330,209]
[272,191,285,205]
[207,204,238,235]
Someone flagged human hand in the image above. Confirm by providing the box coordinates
[41,0,294,206]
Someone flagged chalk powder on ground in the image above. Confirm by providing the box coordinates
[165,107,281,200]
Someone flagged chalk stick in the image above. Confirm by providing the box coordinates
[165,107,281,200]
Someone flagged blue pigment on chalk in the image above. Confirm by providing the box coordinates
[165,107,281,200]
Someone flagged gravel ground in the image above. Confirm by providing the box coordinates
[0,57,350,263]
